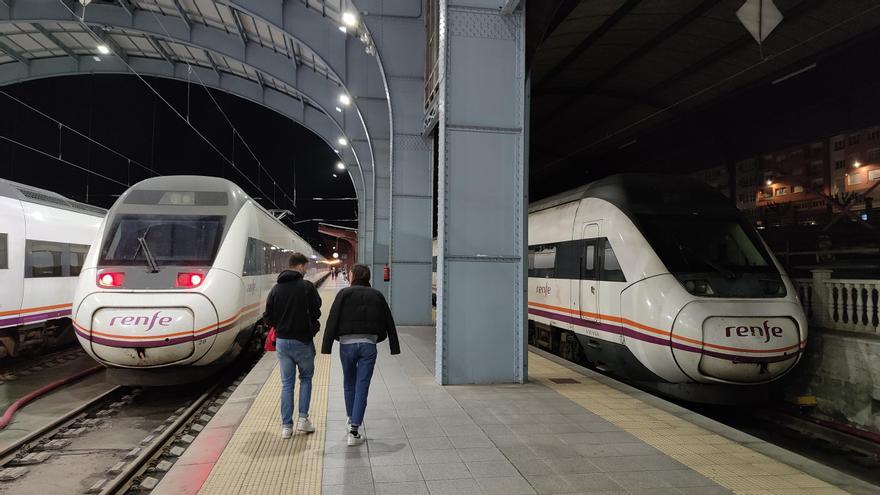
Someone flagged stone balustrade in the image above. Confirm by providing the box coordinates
[792,270,880,334]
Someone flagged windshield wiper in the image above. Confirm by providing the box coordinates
[133,225,160,273]
[678,243,737,280]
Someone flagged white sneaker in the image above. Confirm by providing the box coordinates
[346,418,351,431]
[281,426,292,439]
[296,417,315,433]
[347,430,365,446]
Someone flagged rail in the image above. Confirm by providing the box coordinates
[792,270,880,334]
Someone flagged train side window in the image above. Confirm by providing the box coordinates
[243,237,258,276]
[69,244,90,276]
[581,241,597,280]
[555,241,583,279]
[600,239,626,282]
[0,233,7,269]
[26,240,65,277]
[528,244,556,277]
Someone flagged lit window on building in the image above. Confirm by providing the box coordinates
[775,187,787,196]
[793,185,804,193]
[848,173,864,186]
[869,169,880,181]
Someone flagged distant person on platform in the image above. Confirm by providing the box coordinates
[263,252,322,439]
[321,264,399,446]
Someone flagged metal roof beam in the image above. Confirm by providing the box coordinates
[147,35,174,69]
[169,0,191,29]
[204,50,220,75]
[0,39,28,65]
[500,0,521,15]
[229,8,248,47]
[115,0,135,18]
[533,0,642,91]
[33,24,78,60]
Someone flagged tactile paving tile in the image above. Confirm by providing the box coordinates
[528,352,853,495]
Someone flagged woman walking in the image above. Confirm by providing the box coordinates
[321,264,400,446]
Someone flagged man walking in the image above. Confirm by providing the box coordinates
[264,252,322,439]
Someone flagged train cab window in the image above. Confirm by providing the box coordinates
[0,233,7,269]
[600,240,626,282]
[528,245,556,277]
[27,240,65,277]
[69,244,90,276]
[101,215,225,267]
[555,240,594,279]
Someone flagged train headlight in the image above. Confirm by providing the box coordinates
[97,272,125,288]
[176,272,205,288]
[683,279,714,296]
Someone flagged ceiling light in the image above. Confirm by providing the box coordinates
[335,106,342,113]
[854,161,862,168]
[338,25,347,33]
[766,179,773,186]
[339,94,351,106]
[97,44,110,55]
[336,161,346,171]
[332,173,338,178]
[341,11,358,27]
[337,137,348,146]
[92,56,101,62]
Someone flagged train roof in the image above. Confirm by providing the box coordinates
[0,178,106,217]
[529,173,735,216]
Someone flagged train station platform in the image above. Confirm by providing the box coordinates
[152,278,878,495]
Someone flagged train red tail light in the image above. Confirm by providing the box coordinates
[176,272,205,288]
[97,272,125,288]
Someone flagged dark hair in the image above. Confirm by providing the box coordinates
[289,252,308,267]
[351,264,370,285]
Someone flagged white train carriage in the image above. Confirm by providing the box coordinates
[72,176,328,383]
[0,179,105,359]
[528,174,807,402]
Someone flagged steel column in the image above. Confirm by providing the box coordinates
[436,1,527,384]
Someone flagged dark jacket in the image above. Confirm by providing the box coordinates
[321,281,400,355]
[263,270,322,343]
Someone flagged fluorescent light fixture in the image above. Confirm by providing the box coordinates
[336,161,346,170]
[92,56,101,62]
[339,94,351,106]
[332,173,338,178]
[341,12,358,27]
[97,44,110,55]
[335,106,343,113]
[339,25,347,33]
[337,137,348,146]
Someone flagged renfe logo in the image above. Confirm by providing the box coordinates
[725,320,783,343]
[109,311,173,332]
[536,284,552,295]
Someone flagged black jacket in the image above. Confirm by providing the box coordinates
[321,282,400,355]
[263,270,322,343]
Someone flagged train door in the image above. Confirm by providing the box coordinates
[0,198,24,324]
[578,223,599,322]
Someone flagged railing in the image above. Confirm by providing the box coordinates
[792,271,880,334]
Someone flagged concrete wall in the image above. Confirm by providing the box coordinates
[790,328,880,433]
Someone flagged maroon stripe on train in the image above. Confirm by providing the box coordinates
[0,309,72,328]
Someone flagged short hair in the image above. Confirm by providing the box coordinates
[351,264,370,284]
[289,252,308,267]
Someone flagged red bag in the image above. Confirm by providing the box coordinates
[264,327,277,351]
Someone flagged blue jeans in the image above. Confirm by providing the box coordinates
[277,338,315,427]
[339,343,377,427]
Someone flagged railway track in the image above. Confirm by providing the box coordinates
[0,354,258,494]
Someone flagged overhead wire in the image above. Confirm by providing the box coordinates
[540,2,880,170]
[0,133,128,187]
[57,0,288,210]
[0,89,160,176]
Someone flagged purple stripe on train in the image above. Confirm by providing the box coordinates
[0,309,72,328]
[527,308,798,365]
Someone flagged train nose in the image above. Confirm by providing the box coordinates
[74,293,218,367]
[671,301,805,383]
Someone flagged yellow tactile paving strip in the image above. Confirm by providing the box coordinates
[529,352,851,495]
[198,350,330,495]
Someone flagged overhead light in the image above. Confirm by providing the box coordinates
[92,56,101,62]
[339,25,347,33]
[335,106,343,113]
[339,94,351,106]
[97,44,110,55]
[341,11,358,28]
[766,179,773,186]
[336,161,346,171]
[337,137,348,146]
[332,173,338,178]
[333,148,340,153]
[333,252,340,259]
[854,161,862,168]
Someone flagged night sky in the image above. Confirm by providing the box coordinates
[0,75,356,256]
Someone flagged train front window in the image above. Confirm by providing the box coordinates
[639,215,775,275]
[100,215,225,266]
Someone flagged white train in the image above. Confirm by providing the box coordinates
[0,179,105,360]
[72,176,328,384]
[528,174,807,402]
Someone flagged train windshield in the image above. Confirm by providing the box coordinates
[100,215,225,266]
[639,215,776,275]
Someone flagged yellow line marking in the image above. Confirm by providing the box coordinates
[529,352,852,495]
